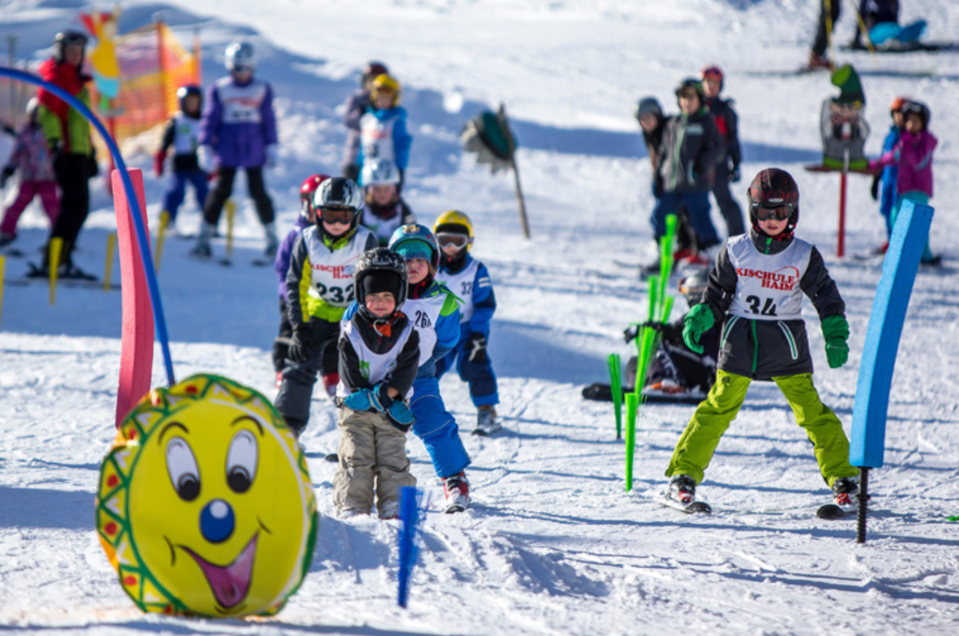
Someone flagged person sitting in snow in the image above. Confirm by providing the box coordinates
[358,74,412,191]
[358,157,416,246]
[662,168,859,514]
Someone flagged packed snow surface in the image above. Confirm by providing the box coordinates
[2,0,959,634]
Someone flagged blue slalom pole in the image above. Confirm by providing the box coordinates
[0,67,176,386]
[397,486,427,608]
[849,198,934,542]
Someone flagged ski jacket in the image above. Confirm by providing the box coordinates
[36,58,93,156]
[701,231,845,381]
[200,75,278,168]
[275,216,312,299]
[341,88,369,167]
[704,96,742,171]
[5,124,56,182]
[286,225,377,324]
[358,106,412,171]
[641,116,666,194]
[159,113,203,172]
[435,253,496,336]
[657,109,722,193]
[360,198,416,246]
[879,124,900,190]
[878,129,937,198]
[337,311,420,404]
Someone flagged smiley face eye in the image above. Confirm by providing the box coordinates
[226,429,258,494]
[166,437,200,501]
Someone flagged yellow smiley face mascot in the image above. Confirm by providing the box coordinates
[96,374,318,617]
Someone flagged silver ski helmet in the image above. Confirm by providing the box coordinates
[354,247,409,319]
[360,158,401,187]
[225,42,255,72]
[53,30,88,66]
[678,269,709,307]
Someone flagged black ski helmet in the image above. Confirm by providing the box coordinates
[314,177,364,232]
[901,100,931,129]
[747,168,800,235]
[53,30,88,66]
[634,96,663,122]
[354,247,409,320]
[678,269,709,307]
[176,84,203,113]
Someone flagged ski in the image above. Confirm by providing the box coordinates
[816,504,847,520]
[582,382,705,405]
[657,492,712,514]
[471,422,502,436]
[324,452,339,463]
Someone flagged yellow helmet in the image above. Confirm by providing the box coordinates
[433,210,474,255]
[370,74,401,107]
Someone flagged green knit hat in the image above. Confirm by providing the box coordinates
[831,64,865,105]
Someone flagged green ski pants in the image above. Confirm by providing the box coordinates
[666,370,859,488]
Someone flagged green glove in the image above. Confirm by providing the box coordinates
[821,315,850,369]
[683,303,715,354]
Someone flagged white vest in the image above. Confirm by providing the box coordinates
[360,112,397,163]
[436,259,480,323]
[216,77,268,125]
[403,293,449,368]
[726,234,812,321]
[336,319,415,400]
[360,204,404,245]
[303,226,374,308]
[172,114,202,155]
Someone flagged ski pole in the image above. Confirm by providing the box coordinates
[0,255,5,324]
[154,211,169,272]
[625,392,638,492]
[103,232,116,292]
[225,199,236,257]
[608,353,623,439]
[49,237,62,306]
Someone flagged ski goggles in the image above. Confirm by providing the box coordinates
[319,207,355,225]
[752,204,795,221]
[436,233,469,249]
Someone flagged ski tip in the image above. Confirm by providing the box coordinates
[324,453,339,463]
[816,504,846,520]
[686,502,712,514]
[471,429,489,437]
[444,505,467,514]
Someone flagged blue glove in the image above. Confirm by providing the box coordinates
[386,400,415,430]
[370,382,393,411]
[343,389,374,412]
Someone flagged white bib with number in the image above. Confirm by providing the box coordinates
[726,234,812,321]
[436,259,479,323]
[403,292,449,368]
[216,77,268,125]
[360,112,396,163]
[337,319,415,399]
[303,226,373,308]
[172,114,202,154]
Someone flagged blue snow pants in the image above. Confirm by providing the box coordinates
[162,170,209,221]
[651,190,718,247]
[410,375,471,479]
[879,169,897,239]
[436,326,499,408]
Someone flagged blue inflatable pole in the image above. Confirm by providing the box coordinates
[849,199,933,542]
[0,67,176,386]
[397,486,426,608]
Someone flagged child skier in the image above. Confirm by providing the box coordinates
[701,65,745,237]
[871,100,938,265]
[387,224,472,512]
[663,168,859,513]
[869,96,907,253]
[0,98,58,246]
[650,78,722,265]
[342,61,389,182]
[359,158,416,245]
[154,85,208,234]
[272,173,341,394]
[274,177,377,436]
[432,210,501,435]
[334,247,420,519]
[358,74,412,190]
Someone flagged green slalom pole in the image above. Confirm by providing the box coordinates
[608,353,623,439]
[625,392,638,492]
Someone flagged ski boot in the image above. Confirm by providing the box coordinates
[662,474,711,513]
[443,471,470,513]
[264,221,279,260]
[473,406,501,436]
[832,477,859,511]
[191,222,215,259]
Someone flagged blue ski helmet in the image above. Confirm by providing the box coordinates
[388,224,440,271]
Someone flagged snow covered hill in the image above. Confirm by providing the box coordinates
[2,0,959,634]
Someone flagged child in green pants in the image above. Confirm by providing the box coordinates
[664,168,859,511]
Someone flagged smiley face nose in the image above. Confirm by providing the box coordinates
[200,499,235,543]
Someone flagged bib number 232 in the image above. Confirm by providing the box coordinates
[315,282,354,305]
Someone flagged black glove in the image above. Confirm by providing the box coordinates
[0,165,13,189]
[87,154,99,178]
[465,332,488,364]
[625,322,662,343]
[48,140,64,177]
[288,324,316,363]
[870,174,880,201]
[729,166,741,183]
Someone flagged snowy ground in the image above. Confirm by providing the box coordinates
[2,0,959,634]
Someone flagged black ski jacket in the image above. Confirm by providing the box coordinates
[704,96,742,172]
[657,108,723,193]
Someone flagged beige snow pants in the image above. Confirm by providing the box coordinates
[333,407,416,518]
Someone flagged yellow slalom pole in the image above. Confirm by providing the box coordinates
[849,0,878,57]
[104,232,117,291]
[824,0,836,71]
[154,211,169,272]
[0,255,5,324]
[49,237,62,306]
[225,199,236,258]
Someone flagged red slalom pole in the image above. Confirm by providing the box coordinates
[838,168,847,258]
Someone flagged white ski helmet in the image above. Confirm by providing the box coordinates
[360,158,401,187]
[225,42,255,72]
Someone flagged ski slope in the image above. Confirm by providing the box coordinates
[2,0,959,633]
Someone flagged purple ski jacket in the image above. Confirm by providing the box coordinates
[877,129,937,198]
[200,75,278,168]
[274,216,312,299]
